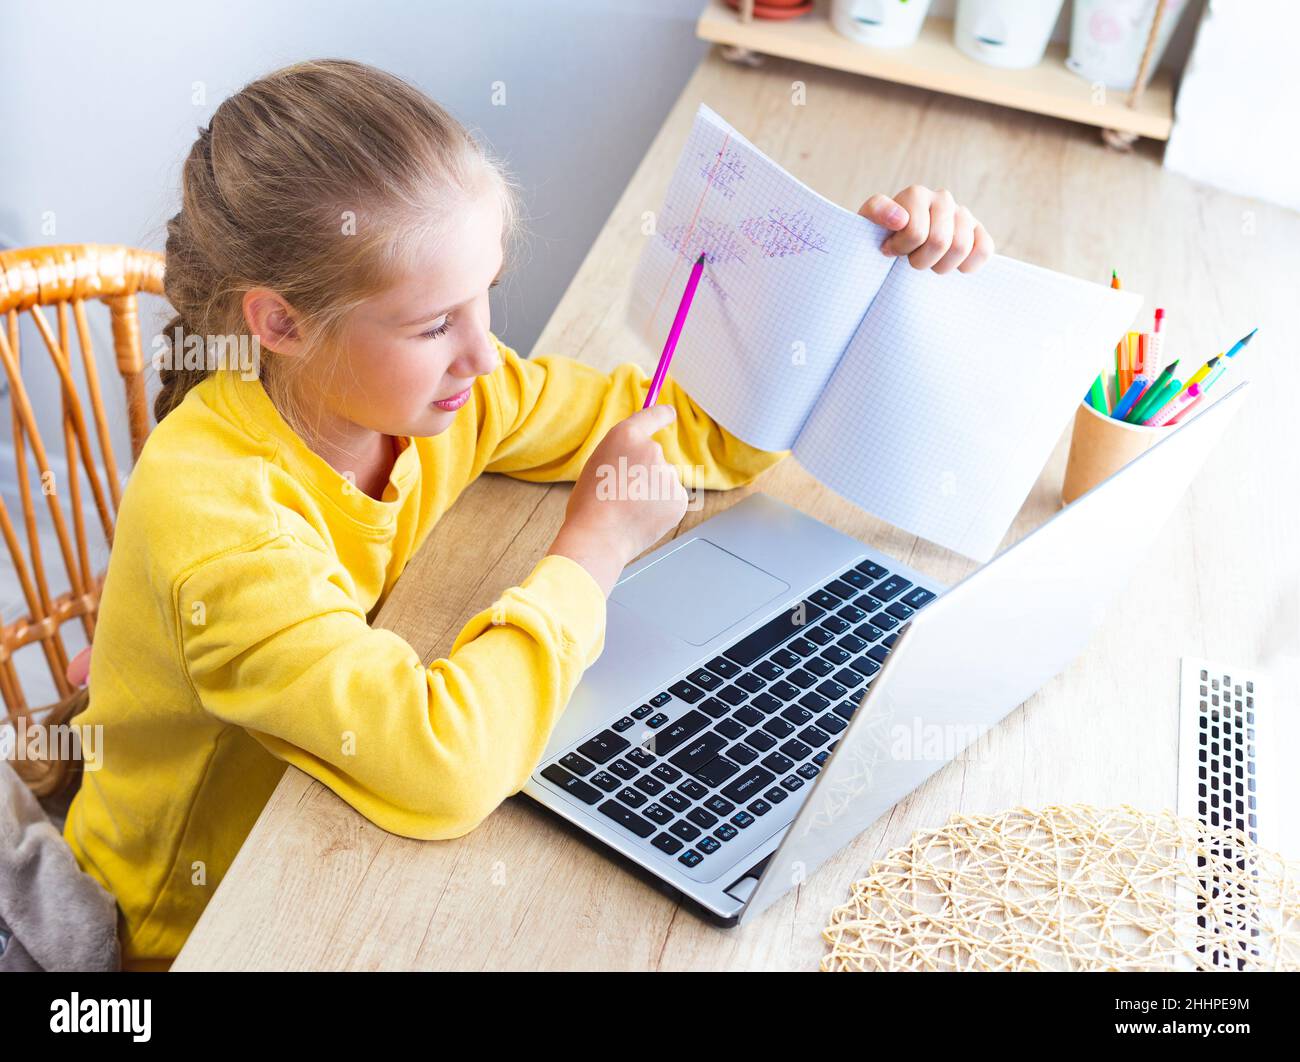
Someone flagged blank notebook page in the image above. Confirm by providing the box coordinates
[794,257,1143,560]
[627,104,893,452]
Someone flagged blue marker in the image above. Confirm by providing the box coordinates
[1111,378,1148,421]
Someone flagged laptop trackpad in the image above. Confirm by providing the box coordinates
[610,538,789,646]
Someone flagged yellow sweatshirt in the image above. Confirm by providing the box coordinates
[63,334,786,969]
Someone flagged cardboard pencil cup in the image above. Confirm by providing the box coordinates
[1061,400,1171,505]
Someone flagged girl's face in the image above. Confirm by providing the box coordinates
[321,188,506,439]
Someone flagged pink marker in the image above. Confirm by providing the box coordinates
[644,253,705,408]
[1145,382,1201,426]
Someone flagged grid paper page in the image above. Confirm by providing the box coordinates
[627,104,894,452]
[794,257,1143,561]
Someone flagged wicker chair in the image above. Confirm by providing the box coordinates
[0,244,164,797]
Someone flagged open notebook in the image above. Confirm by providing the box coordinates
[627,105,1143,561]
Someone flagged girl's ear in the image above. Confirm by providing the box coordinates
[242,288,306,356]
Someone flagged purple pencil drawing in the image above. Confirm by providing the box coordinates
[697,145,746,199]
[660,216,748,267]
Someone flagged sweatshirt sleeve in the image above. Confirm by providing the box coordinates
[174,533,606,840]
[479,336,789,490]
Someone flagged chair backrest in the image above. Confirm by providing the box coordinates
[0,244,165,796]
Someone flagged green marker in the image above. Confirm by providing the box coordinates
[1126,359,1179,423]
[1131,377,1182,425]
[1088,373,1109,414]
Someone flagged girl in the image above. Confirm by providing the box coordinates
[62,60,993,970]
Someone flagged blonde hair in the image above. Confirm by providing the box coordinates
[155,59,520,425]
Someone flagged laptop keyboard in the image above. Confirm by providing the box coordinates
[538,558,938,872]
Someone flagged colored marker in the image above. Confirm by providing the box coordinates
[1111,378,1148,421]
[1134,376,1183,426]
[1111,270,1122,405]
[1126,359,1179,423]
[1167,390,1206,425]
[1145,383,1201,426]
[644,253,705,408]
[1088,374,1109,414]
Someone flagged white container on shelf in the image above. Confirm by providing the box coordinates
[954,0,1066,69]
[831,0,934,48]
[1067,0,1189,91]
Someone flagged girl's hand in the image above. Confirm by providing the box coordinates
[548,404,688,596]
[859,186,995,275]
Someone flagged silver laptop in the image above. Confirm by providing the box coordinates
[523,384,1249,925]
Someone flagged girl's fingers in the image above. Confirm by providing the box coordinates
[859,193,909,231]
[958,222,996,273]
[908,189,956,271]
[881,185,933,257]
[932,205,976,275]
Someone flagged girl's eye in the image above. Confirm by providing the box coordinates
[420,317,452,340]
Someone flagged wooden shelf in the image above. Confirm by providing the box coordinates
[697,0,1175,140]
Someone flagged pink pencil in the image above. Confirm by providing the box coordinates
[1145,383,1202,426]
[644,253,705,408]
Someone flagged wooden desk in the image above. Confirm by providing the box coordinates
[173,49,1299,971]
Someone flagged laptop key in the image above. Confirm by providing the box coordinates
[854,622,885,641]
[770,648,800,669]
[884,633,899,649]
[821,616,850,634]
[589,770,619,792]
[735,672,766,693]
[851,657,881,678]
[768,680,800,701]
[668,680,704,704]
[824,579,857,600]
[745,730,777,751]
[650,709,710,755]
[721,765,776,803]
[834,667,864,687]
[786,668,817,689]
[816,679,847,700]
[643,803,672,825]
[855,595,884,614]
[649,691,672,707]
[678,779,708,800]
[871,611,900,631]
[560,752,595,776]
[715,718,745,740]
[788,637,818,657]
[837,634,867,654]
[632,703,654,719]
[626,746,655,767]
[577,730,629,764]
[854,559,889,580]
[729,744,759,765]
[763,717,795,738]
[872,576,912,601]
[781,775,805,791]
[799,691,829,713]
[652,763,682,783]
[867,645,891,665]
[714,823,739,842]
[669,732,727,773]
[688,667,722,690]
[670,820,702,841]
[646,713,669,728]
[611,716,635,732]
[707,656,741,678]
[781,739,813,760]
[814,750,832,765]
[805,626,834,646]
[837,605,866,624]
[797,726,830,748]
[705,795,736,815]
[833,700,857,721]
[723,601,826,668]
[608,759,637,780]
[805,657,835,677]
[652,833,683,854]
[901,587,936,610]
[797,763,820,780]
[634,775,665,795]
[598,799,655,838]
[818,713,848,734]
[687,807,718,828]
[541,764,601,805]
[809,589,840,610]
[751,692,782,714]
[662,789,690,812]
[732,811,755,829]
[697,696,729,720]
[697,837,722,854]
[717,685,749,706]
[617,787,647,808]
[749,799,772,817]
[693,756,741,788]
[840,568,871,589]
[678,849,703,867]
[886,602,914,622]
[761,752,795,775]
[732,705,763,727]
[753,659,784,681]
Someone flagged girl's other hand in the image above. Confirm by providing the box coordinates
[548,404,688,596]
[860,186,995,275]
